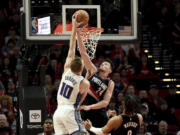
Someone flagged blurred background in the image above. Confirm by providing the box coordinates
[0,0,180,135]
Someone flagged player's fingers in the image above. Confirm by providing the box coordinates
[77,22,83,28]
[78,106,82,110]
[87,119,90,123]
[82,24,88,28]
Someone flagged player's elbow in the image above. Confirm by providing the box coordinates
[92,68,98,74]
[86,81,90,89]
[84,80,90,91]
[103,100,109,108]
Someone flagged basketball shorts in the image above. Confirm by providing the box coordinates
[53,105,87,135]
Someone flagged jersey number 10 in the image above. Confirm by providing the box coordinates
[60,82,73,99]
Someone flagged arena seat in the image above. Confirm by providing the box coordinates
[174,109,180,125]
[158,89,169,98]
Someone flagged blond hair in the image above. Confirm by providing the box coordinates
[70,56,83,73]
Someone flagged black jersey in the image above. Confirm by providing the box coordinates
[84,73,111,105]
[112,114,140,135]
[81,73,111,127]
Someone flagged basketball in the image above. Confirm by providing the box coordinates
[75,10,89,27]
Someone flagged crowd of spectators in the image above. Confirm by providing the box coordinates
[0,0,180,135]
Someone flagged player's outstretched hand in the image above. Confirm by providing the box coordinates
[83,119,92,131]
[72,13,86,29]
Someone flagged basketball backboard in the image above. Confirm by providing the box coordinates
[21,0,139,44]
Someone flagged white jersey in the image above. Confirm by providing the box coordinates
[57,69,84,107]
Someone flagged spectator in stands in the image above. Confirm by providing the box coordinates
[37,117,54,135]
[128,42,144,67]
[0,81,5,96]
[50,79,60,106]
[4,26,19,46]
[116,56,135,78]
[0,57,13,82]
[119,67,129,88]
[141,102,158,133]
[112,72,125,95]
[0,95,14,124]
[10,45,20,70]
[136,54,154,76]
[110,45,126,70]
[126,84,136,95]
[154,120,173,135]
[165,85,180,111]
[44,74,55,98]
[46,58,61,80]
[139,90,148,103]
[115,92,124,114]
[156,99,178,126]
[1,40,16,58]
[0,114,11,135]
[47,79,60,114]
[147,84,160,128]
[6,79,17,113]
[107,97,117,118]
[138,123,152,135]
[50,46,64,64]
[148,84,161,108]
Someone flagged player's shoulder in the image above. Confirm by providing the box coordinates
[110,115,123,123]
[81,79,90,86]
[137,113,143,119]
[137,113,143,125]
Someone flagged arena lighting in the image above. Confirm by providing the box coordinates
[154,61,159,64]
[148,55,153,58]
[31,0,61,4]
[176,85,180,88]
[162,78,177,82]
[155,67,162,70]
[144,49,149,53]
[176,91,180,94]
[165,73,169,76]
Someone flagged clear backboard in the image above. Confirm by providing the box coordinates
[21,0,139,44]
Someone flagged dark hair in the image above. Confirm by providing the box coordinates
[123,94,140,115]
[70,56,83,73]
[43,115,53,123]
[99,58,114,71]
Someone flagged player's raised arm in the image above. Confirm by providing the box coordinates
[63,15,77,73]
[76,28,97,77]
[79,79,90,105]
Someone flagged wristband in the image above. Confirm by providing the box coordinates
[90,127,104,135]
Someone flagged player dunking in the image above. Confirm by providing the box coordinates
[76,28,115,128]
[53,15,90,135]
[83,94,143,135]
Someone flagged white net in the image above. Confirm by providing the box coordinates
[77,28,103,60]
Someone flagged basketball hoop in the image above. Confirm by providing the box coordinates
[77,27,104,60]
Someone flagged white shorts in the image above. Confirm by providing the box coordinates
[53,105,87,135]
